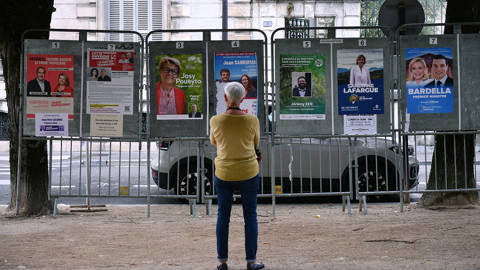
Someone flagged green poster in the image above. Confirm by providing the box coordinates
[155,54,203,120]
[279,54,326,120]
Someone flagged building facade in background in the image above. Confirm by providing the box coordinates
[48,0,361,41]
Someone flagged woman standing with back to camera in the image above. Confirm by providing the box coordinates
[210,82,264,270]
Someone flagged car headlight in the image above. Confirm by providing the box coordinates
[389,145,401,154]
[389,145,415,156]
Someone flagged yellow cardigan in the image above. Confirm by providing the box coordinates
[209,114,260,181]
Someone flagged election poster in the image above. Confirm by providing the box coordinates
[279,54,326,120]
[35,113,69,137]
[86,49,135,114]
[406,47,454,114]
[90,114,123,137]
[214,52,258,116]
[337,48,384,115]
[154,54,203,120]
[343,115,377,135]
[26,54,74,119]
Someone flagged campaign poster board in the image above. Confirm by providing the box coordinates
[399,35,459,132]
[279,54,327,120]
[213,52,259,116]
[405,47,454,114]
[23,40,83,137]
[148,41,207,138]
[86,49,135,115]
[208,40,266,135]
[337,48,384,115]
[25,54,75,118]
[274,39,332,135]
[331,39,392,135]
[154,54,203,120]
[459,34,480,130]
[82,42,141,138]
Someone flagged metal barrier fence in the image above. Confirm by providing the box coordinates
[18,29,145,215]
[17,23,480,217]
[48,138,149,214]
[404,131,480,198]
[391,23,480,212]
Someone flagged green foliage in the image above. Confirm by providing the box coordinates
[360,0,447,37]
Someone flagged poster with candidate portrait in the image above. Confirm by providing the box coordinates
[337,49,384,115]
[279,54,326,120]
[86,49,135,115]
[406,47,454,114]
[25,54,75,119]
[155,54,203,120]
[214,52,258,116]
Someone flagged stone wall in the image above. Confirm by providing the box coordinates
[50,0,104,40]
[168,0,361,41]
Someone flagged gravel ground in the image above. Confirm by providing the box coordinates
[1,202,480,270]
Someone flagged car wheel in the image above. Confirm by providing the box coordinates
[178,159,213,200]
[357,156,398,193]
[342,156,398,199]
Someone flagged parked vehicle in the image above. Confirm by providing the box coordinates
[150,136,419,200]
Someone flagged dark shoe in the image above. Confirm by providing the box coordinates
[247,262,264,270]
[217,263,228,270]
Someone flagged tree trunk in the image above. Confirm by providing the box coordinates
[1,0,54,215]
[420,1,480,206]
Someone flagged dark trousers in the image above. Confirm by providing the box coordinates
[214,174,260,263]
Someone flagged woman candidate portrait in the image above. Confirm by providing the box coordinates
[156,56,187,115]
[52,73,73,97]
[349,54,371,86]
[89,68,99,81]
[406,57,432,88]
[241,74,257,98]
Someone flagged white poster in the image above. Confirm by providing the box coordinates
[35,113,68,137]
[90,114,123,137]
[343,115,377,135]
[86,49,135,114]
[214,52,259,116]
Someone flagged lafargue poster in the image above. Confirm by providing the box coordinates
[337,48,384,115]
[154,54,203,120]
[406,47,454,114]
[279,54,326,120]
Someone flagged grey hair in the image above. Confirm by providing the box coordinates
[224,82,245,103]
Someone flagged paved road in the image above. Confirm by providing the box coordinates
[0,153,10,205]
[2,148,480,205]
[0,151,182,205]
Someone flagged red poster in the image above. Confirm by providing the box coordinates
[26,54,74,118]
[88,50,135,72]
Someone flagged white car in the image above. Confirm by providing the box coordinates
[150,137,419,200]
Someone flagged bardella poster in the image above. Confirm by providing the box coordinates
[406,47,454,114]
[337,49,384,115]
[155,54,203,120]
[279,54,326,120]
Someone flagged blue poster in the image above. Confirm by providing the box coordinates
[406,47,454,114]
[337,48,384,115]
[214,52,258,116]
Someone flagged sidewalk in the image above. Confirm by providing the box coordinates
[1,202,479,270]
